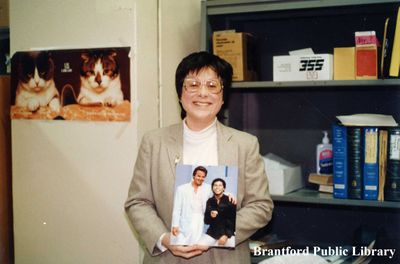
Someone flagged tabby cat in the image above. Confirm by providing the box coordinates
[77,50,123,107]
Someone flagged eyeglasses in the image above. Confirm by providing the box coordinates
[183,78,223,94]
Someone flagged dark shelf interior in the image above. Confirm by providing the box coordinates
[226,86,400,181]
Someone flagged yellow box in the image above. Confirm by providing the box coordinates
[212,31,255,81]
[333,47,355,80]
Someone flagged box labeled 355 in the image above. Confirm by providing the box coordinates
[273,54,333,81]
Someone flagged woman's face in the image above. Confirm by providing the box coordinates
[212,181,225,196]
[181,67,224,131]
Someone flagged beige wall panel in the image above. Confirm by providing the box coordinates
[10,0,202,263]
[159,0,201,127]
[10,0,158,263]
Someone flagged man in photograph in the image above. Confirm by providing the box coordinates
[171,166,211,245]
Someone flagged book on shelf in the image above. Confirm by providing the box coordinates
[308,173,333,194]
[308,173,333,185]
[332,114,398,201]
[333,126,372,200]
[385,127,400,201]
[363,128,379,200]
[389,6,400,77]
[332,125,348,199]
[318,184,333,194]
[378,130,388,201]
[380,14,398,79]
[347,127,363,200]
[380,18,390,79]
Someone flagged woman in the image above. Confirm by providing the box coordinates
[199,178,236,248]
[125,51,274,263]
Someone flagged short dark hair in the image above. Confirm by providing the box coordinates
[193,166,208,177]
[211,178,226,189]
[175,51,233,120]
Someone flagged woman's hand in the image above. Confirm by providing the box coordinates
[162,233,204,259]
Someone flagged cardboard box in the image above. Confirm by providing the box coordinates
[334,47,355,80]
[0,0,9,28]
[213,31,256,81]
[263,153,303,195]
[273,54,333,81]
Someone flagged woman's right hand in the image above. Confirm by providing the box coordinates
[162,233,204,259]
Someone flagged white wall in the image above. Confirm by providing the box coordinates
[10,0,200,263]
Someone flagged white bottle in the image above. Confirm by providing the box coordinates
[316,131,333,174]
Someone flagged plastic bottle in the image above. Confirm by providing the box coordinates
[316,131,333,174]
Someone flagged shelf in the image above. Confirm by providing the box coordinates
[232,79,400,89]
[205,0,399,15]
[271,188,400,209]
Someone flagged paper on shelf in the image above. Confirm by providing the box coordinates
[336,113,398,127]
[289,48,315,55]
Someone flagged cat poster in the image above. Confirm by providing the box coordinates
[171,164,238,248]
[10,47,131,121]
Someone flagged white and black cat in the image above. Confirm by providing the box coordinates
[15,51,60,113]
[77,50,123,107]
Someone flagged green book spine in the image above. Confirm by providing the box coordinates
[385,127,400,201]
[347,127,363,199]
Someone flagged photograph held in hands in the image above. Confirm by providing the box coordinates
[170,164,238,248]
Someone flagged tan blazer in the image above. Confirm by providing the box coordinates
[125,121,274,264]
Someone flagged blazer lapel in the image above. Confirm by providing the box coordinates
[166,123,183,176]
[217,121,238,166]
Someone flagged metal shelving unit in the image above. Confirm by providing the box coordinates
[204,0,400,15]
[202,0,400,206]
[202,1,400,255]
